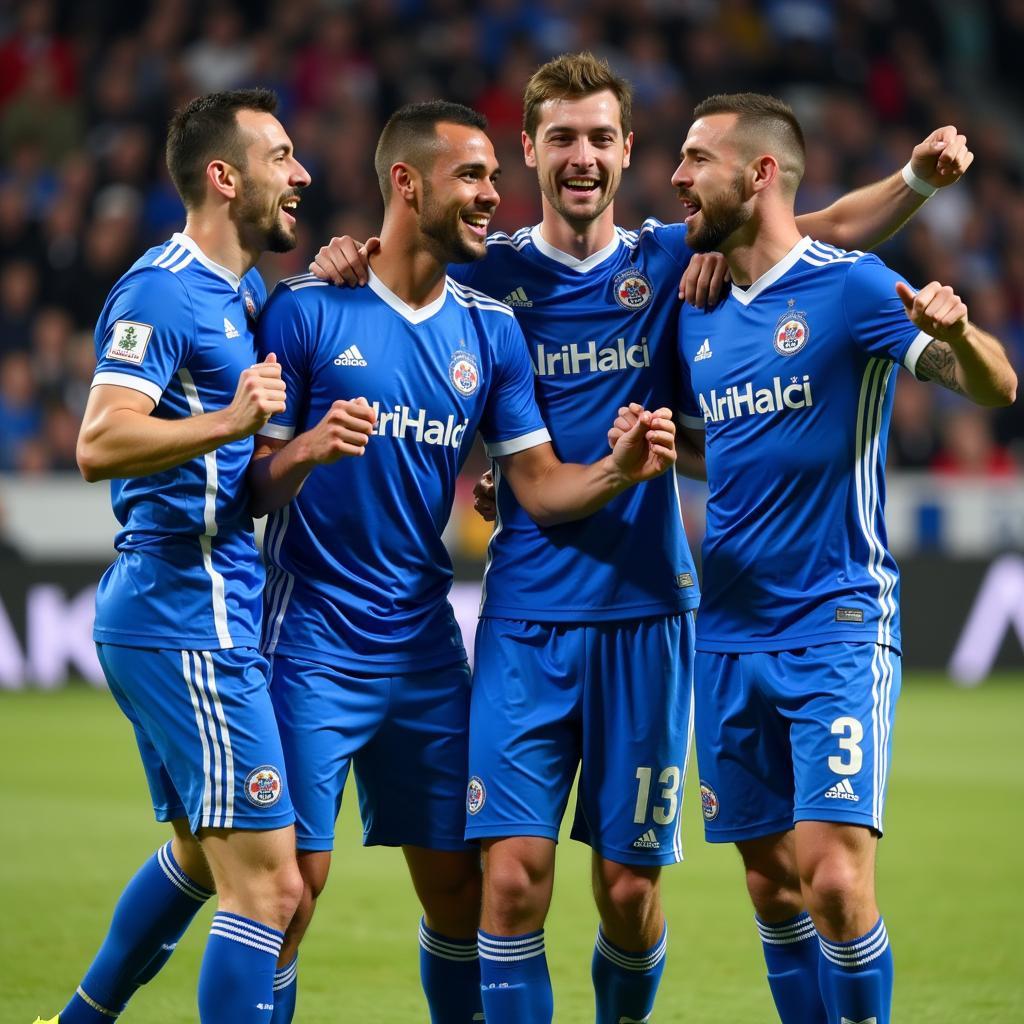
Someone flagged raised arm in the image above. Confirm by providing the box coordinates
[795,126,973,251]
[497,407,676,527]
[896,281,1017,407]
[77,358,285,482]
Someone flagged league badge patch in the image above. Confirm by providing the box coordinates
[612,269,654,311]
[466,776,486,815]
[773,303,810,357]
[699,780,720,821]
[449,348,480,397]
[108,320,153,365]
[244,765,283,808]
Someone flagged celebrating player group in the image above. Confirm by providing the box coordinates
[36,47,1014,1024]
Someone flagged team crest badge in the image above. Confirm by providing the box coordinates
[699,780,720,821]
[449,348,480,397]
[242,288,258,321]
[244,765,283,808]
[773,306,810,357]
[466,776,486,815]
[612,269,654,311]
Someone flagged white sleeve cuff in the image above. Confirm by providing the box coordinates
[904,330,934,379]
[680,413,705,430]
[485,427,551,457]
[91,371,163,405]
[256,422,296,441]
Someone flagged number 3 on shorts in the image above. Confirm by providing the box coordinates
[828,716,864,776]
[633,766,681,825]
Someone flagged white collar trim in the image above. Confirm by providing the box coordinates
[729,236,814,306]
[530,224,621,273]
[366,268,447,324]
[171,232,242,291]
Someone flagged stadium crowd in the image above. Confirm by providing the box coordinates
[0,0,1021,484]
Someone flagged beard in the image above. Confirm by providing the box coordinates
[685,174,749,252]
[235,177,298,254]
[539,172,616,228]
[420,181,484,264]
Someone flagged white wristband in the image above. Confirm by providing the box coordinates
[901,162,938,198]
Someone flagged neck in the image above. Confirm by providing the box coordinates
[182,209,259,278]
[538,196,616,260]
[721,208,803,287]
[372,217,448,308]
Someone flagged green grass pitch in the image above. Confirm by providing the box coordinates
[4,674,1023,1022]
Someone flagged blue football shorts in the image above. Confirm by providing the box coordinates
[694,642,902,843]
[96,643,294,834]
[466,613,695,866]
[269,655,473,853]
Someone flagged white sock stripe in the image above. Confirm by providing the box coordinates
[75,986,119,1018]
[819,919,887,953]
[211,914,284,956]
[209,925,282,957]
[818,923,889,967]
[595,931,667,972]
[756,916,817,944]
[477,932,546,962]
[212,912,284,942]
[418,924,479,960]
[273,960,298,989]
[157,843,212,902]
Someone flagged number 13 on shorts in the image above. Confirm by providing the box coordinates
[634,765,682,825]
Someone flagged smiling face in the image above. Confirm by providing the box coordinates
[418,122,500,264]
[230,108,310,253]
[523,89,632,231]
[671,113,751,253]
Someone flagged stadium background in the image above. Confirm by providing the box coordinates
[1,0,1021,1020]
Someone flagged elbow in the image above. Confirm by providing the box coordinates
[76,439,107,483]
[980,372,1018,408]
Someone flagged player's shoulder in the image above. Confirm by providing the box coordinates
[104,249,193,321]
[798,238,874,274]
[484,225,534,256]
[619,218,691,273]
[265,272,334,312]
[445,276,515,319]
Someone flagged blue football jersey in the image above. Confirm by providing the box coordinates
[91,232,268,650]
[679,237,933,654]
[257,270,550,671]
[451,221,700,622]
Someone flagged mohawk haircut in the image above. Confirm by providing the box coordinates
[374,101,488,201]
[692,92,806,194]
[166,88,279,208]
[523,52,632,139]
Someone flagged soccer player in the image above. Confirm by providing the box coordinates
[35,89,310,1024]
[245,100,676,1024]
[313,52,974,1024]
[665,92,1015,1024]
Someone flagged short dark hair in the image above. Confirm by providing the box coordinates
[692,92,806,193]
[374,101,488,201]
[523,52,632,140]
[166,88,279,208]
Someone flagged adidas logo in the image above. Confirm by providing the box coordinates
[503,286,533,307]
[632,829,660,850]
[224,318,239,339]
[694,337,712,361]
[824,778,859,802]
[334,345,368,367]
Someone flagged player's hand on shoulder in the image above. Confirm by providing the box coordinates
[309,236,380,287]
[910,126,973,190]
[608,402,676,482]
[895,280,969,344]
[227,353,287,438]
[679,252,730,307]
[472,470,496,522]
[305,396,378,464]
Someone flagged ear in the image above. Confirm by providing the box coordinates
[206,159,239,200]
[391,162,419,203]
[522,130,537,169]
[749,154,779,195]
[621,130,634,170]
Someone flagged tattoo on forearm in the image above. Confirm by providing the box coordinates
[917,340,965,395]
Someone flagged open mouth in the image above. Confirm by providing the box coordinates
[678,195,701,223]
[562,177,599,195]
[461,212,490,238]
[280,195,300,224]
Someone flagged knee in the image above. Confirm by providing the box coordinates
[269,861,305,927]
[595,865,660,922]
[800,853,870,920]
[485,853,549,928]
[739,845,803,919]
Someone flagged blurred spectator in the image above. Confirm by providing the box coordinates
[0,261,40,355]
[932,407,1017,476]
[184,5,257,94]
[0,352,42,470]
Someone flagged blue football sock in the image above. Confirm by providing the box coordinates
[817,917,893,1024]
[197,911,284,1023]
[478,928,553,1024]
[418,918,483,1022]
[61,841,212,1024]
[756,911,827,1024]
[269,954,298,1023]
[592,923,668,1024]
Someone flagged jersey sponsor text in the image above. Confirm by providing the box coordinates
[699,374,813,424]
[531,337,651,377]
